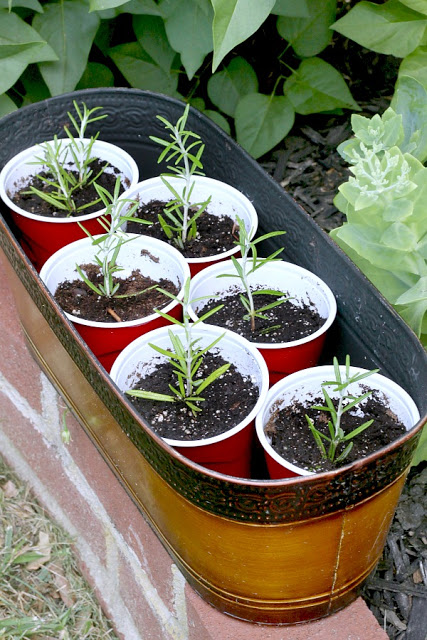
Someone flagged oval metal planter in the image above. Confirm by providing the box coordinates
[0,89,426,625]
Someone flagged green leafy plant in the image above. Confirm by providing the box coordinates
[26,100,108,215]
[1,0,359,159]
[77,176,151,301]
[126,278,230,415]
[149,104,211,250]
[330,106,427,347]
[332,1,427,61]
[305,355,379,465]
[216,216,289,333]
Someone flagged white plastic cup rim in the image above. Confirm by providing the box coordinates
[0,138,140,223]
[119,175,259,266]
[188,258,337,349]
[110,323,270,448]
[39,234,190,329]
[255,364,421,476]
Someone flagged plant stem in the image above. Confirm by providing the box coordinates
[239,232,256,330]
[176,126,191,245]
[182,295,193,397]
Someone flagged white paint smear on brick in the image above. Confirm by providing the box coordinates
[0,369,189,640]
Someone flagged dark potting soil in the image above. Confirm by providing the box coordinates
[197,287,325,343]
[266,391,407,474]
[54,264,178,323]
[127,352,258,441]
[11,159,124,218]
[126,199,237,258]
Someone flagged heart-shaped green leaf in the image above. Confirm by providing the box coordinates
[284,58,359,115]
[235,92,294,158]
[208,56,258,117]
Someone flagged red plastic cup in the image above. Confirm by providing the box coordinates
[0,139,139,271]
[120,176,258,277]
[39,234,190,371]
[188,259,337,385]
[256,365,420,479]
[110,324,270,478]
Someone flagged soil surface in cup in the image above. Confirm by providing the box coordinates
[54,263,179,322]
[126,199,237,258]
[127,352,258,440]
[198,287,325,342]
[11,159,125,218]
[266,391,407,473]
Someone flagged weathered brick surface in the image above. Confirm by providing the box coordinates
[0,255,388,640]
[186,588,389,640]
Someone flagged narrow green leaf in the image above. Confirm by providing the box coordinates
[230,254,245,278]
[255,298,288,313]
[33,1,100,96]
[306,415,327,457]
[277,0,336,58]
[207,56,258,117]
[240,295,251,312]
[341,392,373,414]
[147,342,181,359]
[235,92,294,158]
[250,247,284,270]
[211,0,275,72]
[185,400,204,413]
[196,332,227,358]
[196,362,230,395]
[164,0,213,80]
[126,389,176,402]
[196,303,224,324]
[334,441,353,463]
[284,57,359,115]
[13,551,45,565]
[331,0,427,58]
[322,389,337,419]
[342,419,374,441]
[251,229,286,244]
